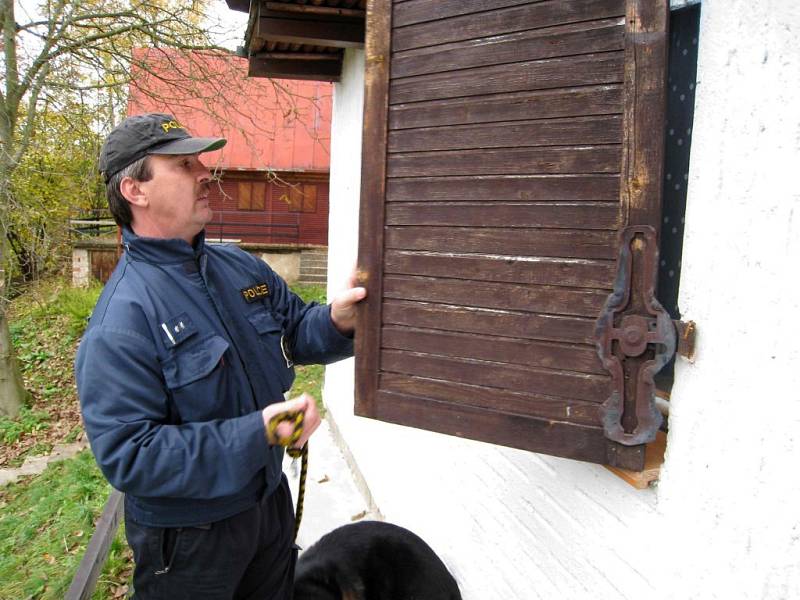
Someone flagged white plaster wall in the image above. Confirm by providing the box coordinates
[658,1,800,597]
[324,4,800,597]
[324,46,363,511]
[326,49,365,304]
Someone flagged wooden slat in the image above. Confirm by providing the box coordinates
[382,349,609,402]
[390,52,623,104]
[379,372,602,426]
[620,0,669,229]
[386,175,619,203]
[387,145,621,177]
[382,326,606,374]
[355,0,392,418]
[392,18,624,78]
[367,390,644,470]
[384,227,618,260]
[390,86,623,130]
[393,0,541,28]
[388,115,622,153]
[386,202,621,230]
[383,274,608,317]
[383,300,598,344]
[393,0,625,51]
[385,251,615,288]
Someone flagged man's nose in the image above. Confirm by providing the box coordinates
[196,163,212,183]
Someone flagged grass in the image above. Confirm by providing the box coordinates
[291,282,327,305]
[1,281,103,469]
[0,450,131,599]
[0,278,328,598]
[0,406,50,445]
[289,283,328,411]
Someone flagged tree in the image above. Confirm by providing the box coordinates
[0,0,246,416]
[7,104,105,282]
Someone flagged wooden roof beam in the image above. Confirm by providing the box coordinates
[225,0,249,13]
[248,56,343,82]
[256,14,365,49]
[263,2,365,19]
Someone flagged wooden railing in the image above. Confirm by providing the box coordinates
[69,210,302,244]
[65,490,124,600]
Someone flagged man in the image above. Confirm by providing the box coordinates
[75,113,365,599]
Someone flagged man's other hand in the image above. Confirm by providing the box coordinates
[330,269,367,335]
[262,393,321,449]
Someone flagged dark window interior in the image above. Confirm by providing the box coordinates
[655,3,701,399]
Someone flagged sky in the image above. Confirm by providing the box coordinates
[206,0,250,51]
[12,0,250,52]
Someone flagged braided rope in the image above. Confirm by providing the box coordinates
[267,410,308,542]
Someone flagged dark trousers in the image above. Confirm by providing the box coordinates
[125,476,297,600]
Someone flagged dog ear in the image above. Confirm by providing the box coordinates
[293,575,339,600]
[319,563,366,600]
[340,580,366,600]
[294,564,341,600]
[295,556,366,600]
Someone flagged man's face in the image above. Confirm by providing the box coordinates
[136,154,213,243]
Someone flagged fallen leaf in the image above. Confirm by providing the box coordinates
[317,475,330,484]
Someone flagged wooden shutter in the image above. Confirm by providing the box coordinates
[356,0,671,470]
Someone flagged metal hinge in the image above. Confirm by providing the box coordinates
[673,319,697,361]
[595,226,676,446]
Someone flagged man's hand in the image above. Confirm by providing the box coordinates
[262,393,321,449]
[330,269,367,335]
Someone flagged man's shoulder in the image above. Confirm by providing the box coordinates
[86,261,155,333]
[206,242,262,265]
[205,243,276,280]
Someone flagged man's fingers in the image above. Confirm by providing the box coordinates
[263,394,312,445]
[275,421,295,441]
[293,394,320,448]
[332,286,367,310]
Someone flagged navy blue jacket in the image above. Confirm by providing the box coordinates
[75,228,353,527]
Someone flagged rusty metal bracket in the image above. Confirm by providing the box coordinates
[595,226,676,446]
[673,319,696,361]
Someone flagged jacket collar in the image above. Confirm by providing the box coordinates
[122,226,206,264]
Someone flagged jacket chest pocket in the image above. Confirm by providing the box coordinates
[161,335,230,421]
[245,310,295,393]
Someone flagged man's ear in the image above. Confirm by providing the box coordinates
[119,176,148,208]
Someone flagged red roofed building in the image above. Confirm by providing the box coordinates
[128,48,333,247]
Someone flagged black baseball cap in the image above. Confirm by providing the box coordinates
[99,113,226,183]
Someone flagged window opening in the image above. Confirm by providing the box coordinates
[655,3,701,410]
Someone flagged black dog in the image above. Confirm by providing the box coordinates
[294,521,462,600]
